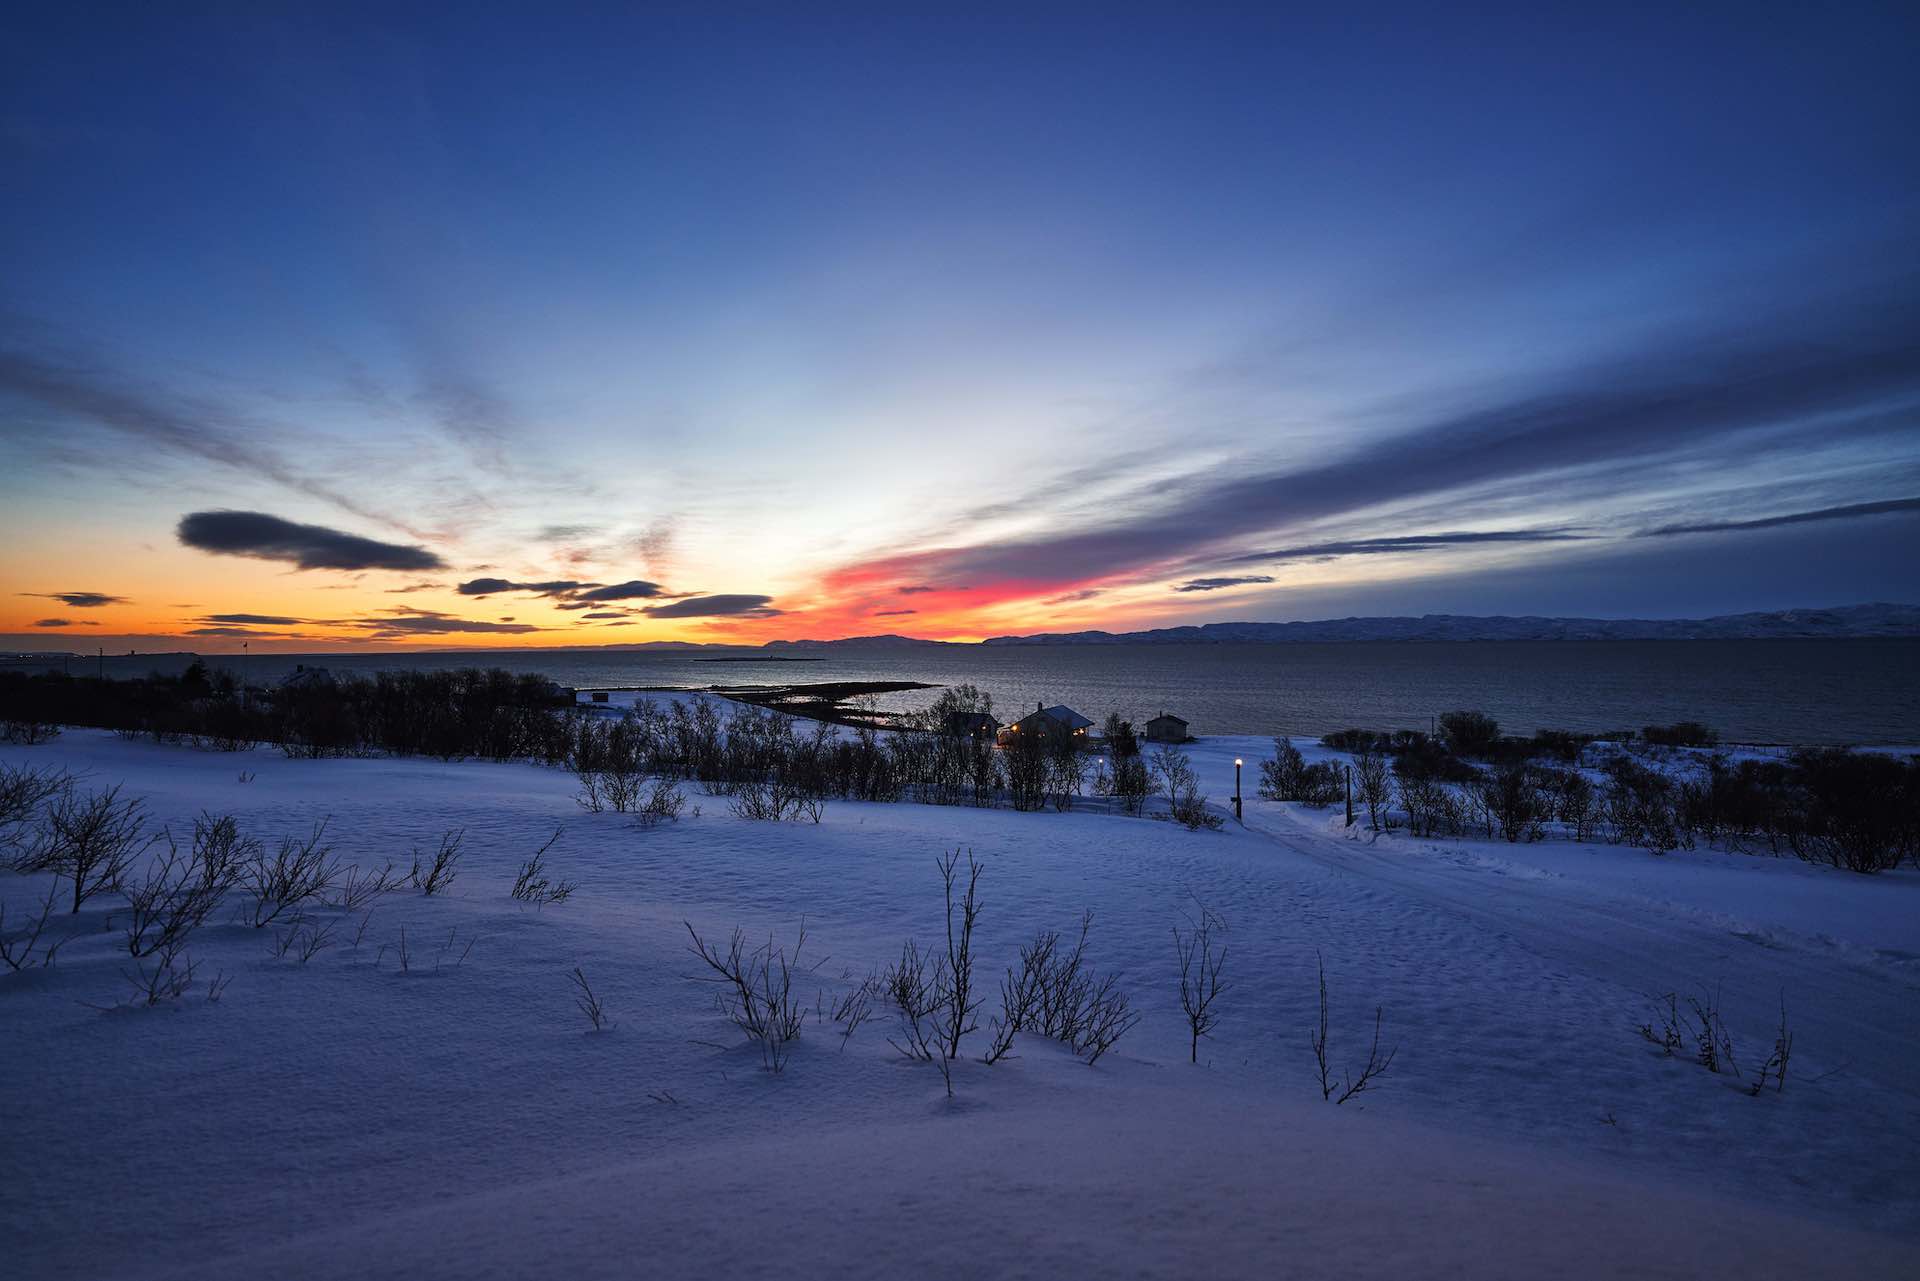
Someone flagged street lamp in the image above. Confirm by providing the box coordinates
[1233,757,1243,823]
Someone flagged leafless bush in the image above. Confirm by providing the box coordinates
[411,829,464,895]
[124,812,254,957]
[568,965,608,1031]
[984,910,1139,1066]
[728,777,825,823]
[686,920,810,1072]
[293,915,338,963]
[1175,900,1229,1063]
[333,859,406,912]
[0,762,68,862]
[436,926,476,970]
[1474,764,1547,843]
[42,784,148,913]
[827,972,879,1050]
[121,938,197,1007]
[0,885,70,971]
[511,829,575,905]
[1,718,62,745]
[1354,749,1394,831]
[1638,992,1685,1056]
[934,849,982,1063]
[1686,987,1740,1077]
[1311,951,1397,1104]
[1750,996,1793,1095]
[206,970,232,1002]
[244,819,340,927]
[1152,746,1225,831]
[634,778,687,828]
[885,937,943,1061]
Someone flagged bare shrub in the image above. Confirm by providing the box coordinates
[635,778,687,827]
[120,938,197,1007]
[1,718,62,745]
[1311,951,1397,1104]
[0,762,69,863]
[124,813,254,957]
[988,910,1139,1066]
[411,829,464,895]
[1474,764,1546,843]
[1354,749,1393,831]
[827,972,879,1050]
[244,819,341,927]
[685,920,810,1072]
[1605,759,1686,854]
[884,937,942,1062]
[511,829,575,905]
[1750,996,1793,1096]
[0,885,71,971]
[1259,737,1306,801]
[1152,745,1224,831]
[333,859,406,912]
[1394,764,1458,838]
[42,784,148,913]
[1174,900,1229,1063]
[1438,710,1500,757]
[568,966,608,1031]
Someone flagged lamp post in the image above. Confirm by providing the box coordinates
[1233,757,1243,823]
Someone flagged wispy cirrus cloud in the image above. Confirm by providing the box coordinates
[1175,576,1276,592]
[1223,529,1589,567]
[178,511,445,572]
[1638,496,1920,537]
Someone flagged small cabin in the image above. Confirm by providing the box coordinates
[1000,702,1093,746]
[945,711,1001,740]
[1144,712,1190,743]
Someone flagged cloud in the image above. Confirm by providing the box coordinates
[199,613,304,625]
[456,578,590,597]
[576,580,668,602]
[642,594,782,619]
[819,276,1920,600]
[1044,589,1105,605]
[33,618,94,627]
[0,335,426,535]
[1175,576,1276,592]
[1638,496,1920,537]
[1225,530,1590,566]
[580,611,629,620]
[178,510,445,572]
[873,608,917,616]
[538,524,600,541]
[186,626,307,637]
[351,610,541,637]
[22,591,125,608]
[897,585,938,595]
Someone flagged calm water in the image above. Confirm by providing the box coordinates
[27,640,1920,745]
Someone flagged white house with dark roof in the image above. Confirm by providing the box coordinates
[1000,702,1093,745]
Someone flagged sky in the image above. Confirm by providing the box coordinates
[3,2,1918,651]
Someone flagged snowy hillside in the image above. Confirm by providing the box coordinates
[2,728,1916,1279]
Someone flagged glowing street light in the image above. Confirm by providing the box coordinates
[1233,757,1244,823]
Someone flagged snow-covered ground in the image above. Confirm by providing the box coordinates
[3,727,1917,1279]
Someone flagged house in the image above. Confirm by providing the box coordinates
[279,664,335,691]
[1144,712,1189,743]
[999,702,1094,746]
[945,710,1001,740]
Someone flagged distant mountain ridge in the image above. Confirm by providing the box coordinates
[753,604,1920,648]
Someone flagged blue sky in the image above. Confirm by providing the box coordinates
[3,3,1917,646]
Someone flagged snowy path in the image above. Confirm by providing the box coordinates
[2,731,1916,1278]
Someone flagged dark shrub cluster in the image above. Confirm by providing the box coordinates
[0,667,578,764]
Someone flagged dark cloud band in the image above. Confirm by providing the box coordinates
[178,510,445,572]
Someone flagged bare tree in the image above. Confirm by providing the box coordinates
[0,762,68,866]
[1174,900,1229,1063]
[1354,749,1393,831]
[42,785,148,913]
[1312,951,1397,1104]
[934,849,983,1062]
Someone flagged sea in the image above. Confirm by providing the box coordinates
[16,639,1919,746]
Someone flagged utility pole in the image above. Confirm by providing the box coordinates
[1344,765,1354,827]
[1233,757,1243,823]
